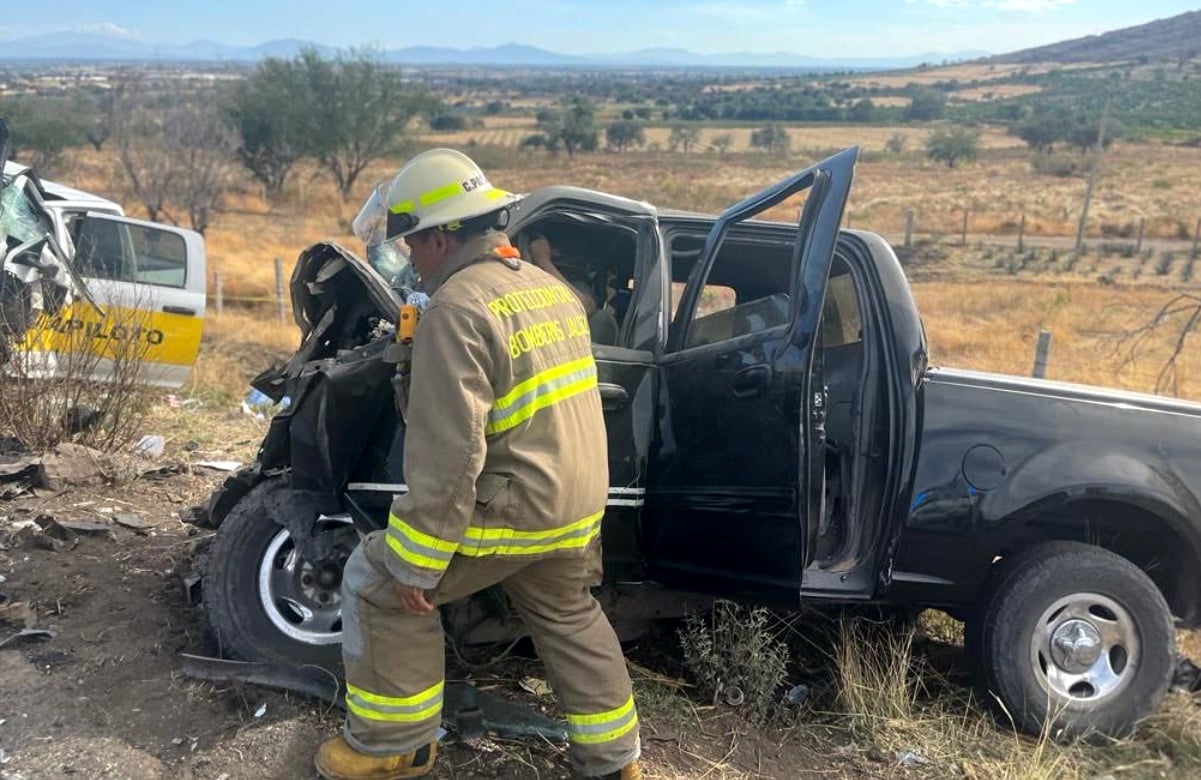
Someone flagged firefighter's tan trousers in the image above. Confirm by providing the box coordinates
[340,531,640,777]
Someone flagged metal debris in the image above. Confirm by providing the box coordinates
[0,627,56,649]
[178,653,570,743]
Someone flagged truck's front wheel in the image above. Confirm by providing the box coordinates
[202,481,356,672]
[978,542,1174,740]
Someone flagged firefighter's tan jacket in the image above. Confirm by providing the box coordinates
[383,232,609,589]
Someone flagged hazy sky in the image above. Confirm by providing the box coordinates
[0,1,1197,57]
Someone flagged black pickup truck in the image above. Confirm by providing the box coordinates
[197,147,1201,740]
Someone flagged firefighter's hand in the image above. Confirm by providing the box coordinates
[395,583,435,615]
[529,235,553,268]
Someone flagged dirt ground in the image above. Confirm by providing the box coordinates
[0,447,847,780]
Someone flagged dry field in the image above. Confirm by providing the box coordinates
[50,138,1201,403]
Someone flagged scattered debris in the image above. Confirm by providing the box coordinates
[36,516,113,542]
[134,435,166,459]
[114,514,155,535]
[178,653,570,743]
[721,684,745,707]
[518,677,553,698]
[896,749,929,767]
[139,464,187,480]
[835,742,858,756]
[1172,654,1201,695]
[38,443,108,491]
[0,748,9,764]
[784,684,810,707]
[253,703,267,719]
[0,601,34,627]
[195,461,241,473]
[0,627,56,649]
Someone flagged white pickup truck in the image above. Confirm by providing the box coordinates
[2,152,207,388]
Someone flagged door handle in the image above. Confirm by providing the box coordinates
[162,305,197,316]
[731,364,771,399]
[598,383,629,411]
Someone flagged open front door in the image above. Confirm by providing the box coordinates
[644,147,858,604]
[505,188,663,582]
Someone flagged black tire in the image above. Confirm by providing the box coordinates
[202,481,352,672]
[978,541,1174,740]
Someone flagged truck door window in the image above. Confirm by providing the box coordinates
[73,217,187,288]
[820,272,863,348]
[670,234,793,350]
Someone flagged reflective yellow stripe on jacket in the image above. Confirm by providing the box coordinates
[345,681,444,723]
[486,356,598,436]
[567,695,639,745]
[385,509,604,570]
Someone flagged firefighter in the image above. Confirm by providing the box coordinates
[316,148,641,780]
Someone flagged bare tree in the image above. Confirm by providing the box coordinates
[1114,293,1201,397]
[115,104,177,224]
[163,104,235,235]
[83,81,125,152]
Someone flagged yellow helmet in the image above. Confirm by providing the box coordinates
[357,148,520,243]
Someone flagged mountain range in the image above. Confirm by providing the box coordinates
[2,9,1198,69]
[0,32,984,70]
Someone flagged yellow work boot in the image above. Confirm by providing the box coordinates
[314,735,436,780]
[594,761,642,780]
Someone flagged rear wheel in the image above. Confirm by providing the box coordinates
[202,481,357,671]
[977,542,1174,740]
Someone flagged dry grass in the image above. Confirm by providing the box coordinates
[848,61,1102,89]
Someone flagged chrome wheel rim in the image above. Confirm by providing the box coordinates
[257,515,353,645]
[1030,592,1139,705]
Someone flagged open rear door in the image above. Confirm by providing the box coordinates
[644,147,858,604]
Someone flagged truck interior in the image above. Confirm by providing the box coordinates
[666,228,891,572]
[510,213,639,347]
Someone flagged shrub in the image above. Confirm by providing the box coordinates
[679,600,789,724]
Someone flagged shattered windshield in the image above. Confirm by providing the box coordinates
[366,239,418,293]
[1,172,54,246]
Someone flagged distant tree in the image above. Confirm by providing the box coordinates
[905,87,947,121]
[1068,118,1121,153]
[885,132,907,154]
[484,100,505,115]
[520,133,546,151]
[0,98,85,175]
[924,126,980,168]
[750,124,791,155]
[80,82,124,152]
[606,120,645,153]
[303,49,435,201]
[227,57,311,200]
[1011,108,1073,154]
[539,97,598,157]
[634,107,653,120]
[710,133,734,156]
[668,124,700,153]
[848,98,875,123]
[621,109,635,120]
[428,113,469,131]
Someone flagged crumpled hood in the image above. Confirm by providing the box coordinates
[1,122,94,362]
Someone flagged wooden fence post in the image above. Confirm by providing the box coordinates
[1018,213,1026,252]
[274,257,287,323]
[1135,217,1146,254]
[1032,330,1052,379]
[214,270,223,315]
[961,207,970,246]
[1192,218,1201,262]
[904,209,915,248]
